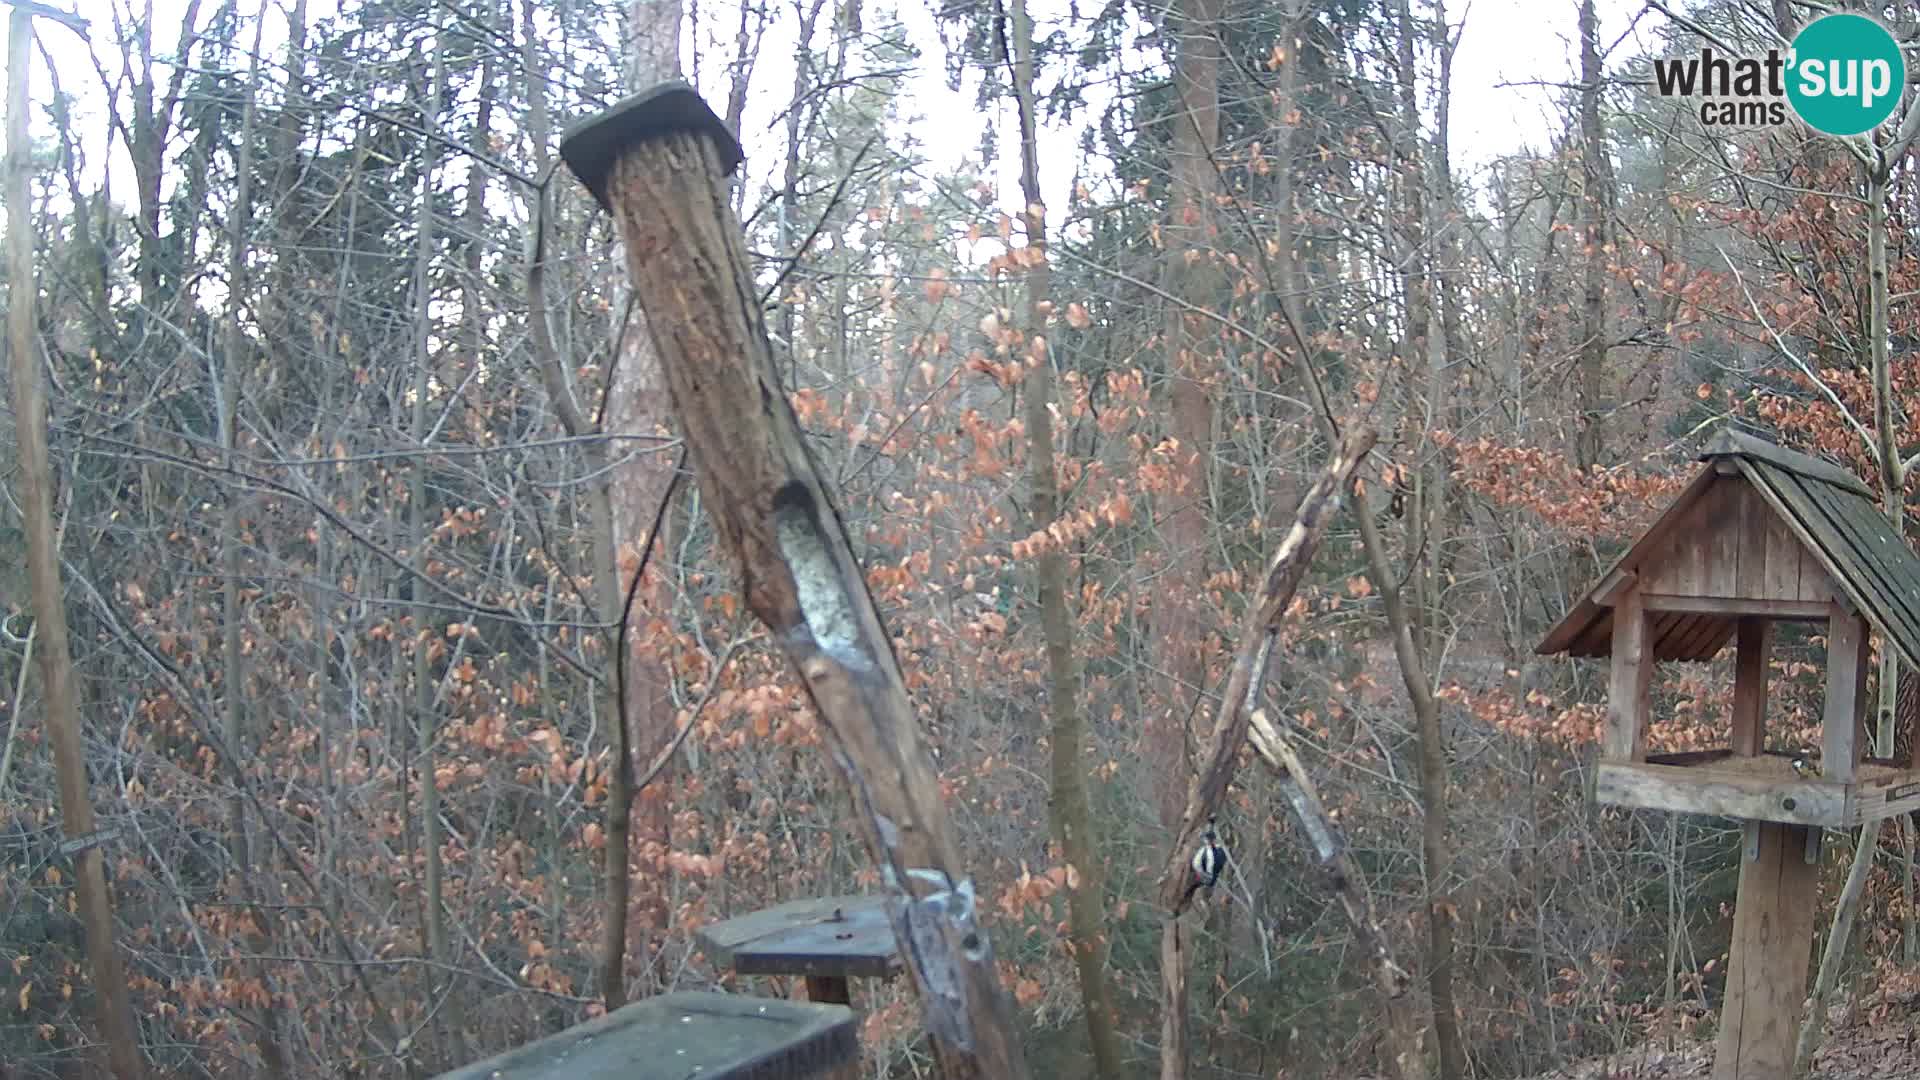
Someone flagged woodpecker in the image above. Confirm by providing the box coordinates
[1791,752,1821,780]
[1184,816,1227,906]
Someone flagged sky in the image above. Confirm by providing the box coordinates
[30,0,1655,238]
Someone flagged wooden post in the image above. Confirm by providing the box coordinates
[1606,590,1652,762]
[1731,618,1770,757]
[559,84,1029,1080]
[806,976,853,1006]
[1713,821,1819,1080]
[1824,611,1868,783]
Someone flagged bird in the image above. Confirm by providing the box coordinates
[1184,816,1227,906]
[1791,751,1821,780]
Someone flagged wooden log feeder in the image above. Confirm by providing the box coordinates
[434,992,857,1080]
[1537,427,1920,1080]
[557,84,1030,1079]
[695,895,902,1006]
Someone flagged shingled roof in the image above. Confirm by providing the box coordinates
[1536,428,1920,672]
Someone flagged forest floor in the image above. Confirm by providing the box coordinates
[1527,979,1920,1079]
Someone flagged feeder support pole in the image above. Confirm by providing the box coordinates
[559,84,1031,1080]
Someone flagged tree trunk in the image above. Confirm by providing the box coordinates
[598,0,688,1003]
[409,39,455,1067]
[5,11,145,1077]
[1355,479,1465,1080]
[1794,821,1883,1076]
[1387,3,1466,1075]
[1798,159,1909,1068]
[1007,0,1122,1073]
[1152,0,1223,832]
[1574,0,1611,472]
[219,13,290,1076]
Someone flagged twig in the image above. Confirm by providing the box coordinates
[1716,245,1876,458]
[633,639,744,795]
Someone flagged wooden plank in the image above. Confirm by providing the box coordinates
[1646,749,1735,767]
[1797,479,1889,610]
[1760,493,1806,604]
[696,895,901,980]
[1639,595,1830,619]
[1731,618,1771,757]
[1685,614,1735,659]
[1593,762,1848,826]
[1605,591,1653,762]
[1796,477,1920,667]
[1712,822,1820,1080]
[1595,568,1638,606]
[1847,769,1920,824]
[1748,469,1895,643]
[1538,467,1720,656]
[1827,491,1920,669]
[434,991,859,1080]
[698,895,872,953]
[1647,478,1719,597]
[1797,542,1836,604]
[1650,611,1696,660]
[1735,482,1774,599]
[1665,610,1728,661]
[1707,428,1875,497]
[1823,610,1868,784]
[1705,479,1742,597]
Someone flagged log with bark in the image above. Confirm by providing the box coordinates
[559,83,1030,1080]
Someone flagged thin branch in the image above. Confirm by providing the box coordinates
[1716,245,1877,460]
[633,638,744,795]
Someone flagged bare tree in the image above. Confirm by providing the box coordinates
[6,7,144,1076]
[1004,0,1123,1072]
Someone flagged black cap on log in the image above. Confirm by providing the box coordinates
[558,81,745,211]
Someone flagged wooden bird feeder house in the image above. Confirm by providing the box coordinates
[1538,428,1920,1080]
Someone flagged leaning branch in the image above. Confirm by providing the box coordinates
[1155,426,1376,1080]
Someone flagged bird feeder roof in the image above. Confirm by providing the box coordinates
[1537,427,1920,671]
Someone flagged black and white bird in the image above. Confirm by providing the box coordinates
[1184,816,1227,905]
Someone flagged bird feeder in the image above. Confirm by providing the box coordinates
[1538,428,1920,1080]
[434,991,858,1080]
[695,894,903,1006]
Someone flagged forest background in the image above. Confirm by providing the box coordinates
[3,0,1920,1077]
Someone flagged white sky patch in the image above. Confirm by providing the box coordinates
[29,0,1658,244]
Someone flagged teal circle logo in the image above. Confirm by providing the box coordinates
[1786,13,1906,136]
